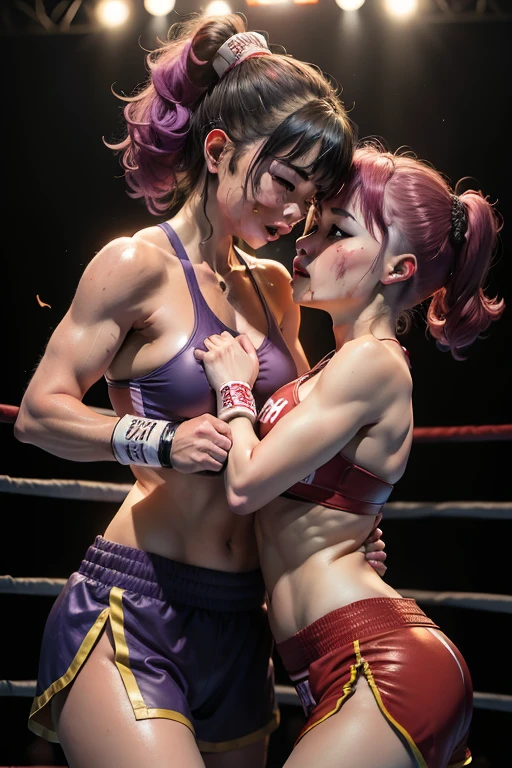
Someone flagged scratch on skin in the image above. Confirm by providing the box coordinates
[78,322,113,377]
[334,251,348,281]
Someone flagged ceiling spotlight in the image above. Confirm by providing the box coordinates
[385,0,418,17]
[204,1,232,16]
[144,0,176,17]
[335,0,365,10]
[96,1,130,28]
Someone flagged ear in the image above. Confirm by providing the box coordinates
[380,253,417,286]
[204,129,231,174]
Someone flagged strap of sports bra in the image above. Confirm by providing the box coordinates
[377,337,411,366]
[234,246,280,336]
[158,222,208,318]
[159,222,190,262]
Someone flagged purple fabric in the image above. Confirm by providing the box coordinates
[106,223,298,421]
[32,537,276,747]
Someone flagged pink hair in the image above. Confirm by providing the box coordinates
[336,144,504,359]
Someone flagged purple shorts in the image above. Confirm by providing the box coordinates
[28,536,279,752]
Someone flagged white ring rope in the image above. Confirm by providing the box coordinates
[1,576,510,613]
[0,680,510,712]
[2,467,510,716]
[274,686,512,714]
[1,475,511,519]
[0,474,133,502]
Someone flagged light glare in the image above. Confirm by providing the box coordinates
[144,0,176,16]
[204,1,232,16]
[96,0,130,27]
[335,0,365,10]
[385,0,418,16]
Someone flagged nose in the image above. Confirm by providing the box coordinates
[295,227,319,259]
[283,201,304,227]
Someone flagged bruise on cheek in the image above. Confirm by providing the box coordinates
[333,251,348,281]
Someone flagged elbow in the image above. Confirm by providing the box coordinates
[13,400,43,446]
[13,409,30,444]
[227,486,259,516]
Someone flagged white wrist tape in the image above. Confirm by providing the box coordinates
[217,381,257,424]
[111,414,177,467]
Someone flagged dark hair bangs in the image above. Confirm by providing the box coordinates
[247,101,353,201]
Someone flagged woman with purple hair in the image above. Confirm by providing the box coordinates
[195,142,504,768]
[14,11,386,768]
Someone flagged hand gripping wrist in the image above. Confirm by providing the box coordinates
[111,415,178,468]
[217,381,257,424]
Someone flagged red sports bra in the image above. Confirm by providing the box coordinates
[257,342,408,516]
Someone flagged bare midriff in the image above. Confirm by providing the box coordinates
[255,496,401,643]
[104,466,259,572]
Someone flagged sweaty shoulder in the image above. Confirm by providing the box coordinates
[76,227,175,311]
[322,336,411,413]
[239,251,294,326]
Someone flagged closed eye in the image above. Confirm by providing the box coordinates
[271,174,295,192]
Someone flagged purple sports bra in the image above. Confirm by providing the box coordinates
[106,222,298,421]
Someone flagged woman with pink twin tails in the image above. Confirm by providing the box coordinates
[196,142,504,768]
[15,11,386,768]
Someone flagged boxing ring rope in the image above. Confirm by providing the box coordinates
[2,403,512,715]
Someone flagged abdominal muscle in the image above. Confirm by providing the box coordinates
[255,497,401,642]
[103,465,259,572]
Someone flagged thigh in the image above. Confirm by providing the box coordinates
[283,676,416,768]
[52,628,205,768]
[203,738,268,768]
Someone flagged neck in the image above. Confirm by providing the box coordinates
[330,295,399,350]
[168,176,235,276]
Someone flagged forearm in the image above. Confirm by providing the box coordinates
[14,393,118,462]
[15,391,229,474]
[224,416,261,512]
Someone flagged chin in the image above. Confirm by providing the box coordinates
[239,231,267,251]
[292,283,312,304]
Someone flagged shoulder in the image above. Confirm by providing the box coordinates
[238,251,294,317]
[78,226,175,301]
[322,336,411,402]
[247,254,293,286]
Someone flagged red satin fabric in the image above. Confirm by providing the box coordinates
[277,598,473,768]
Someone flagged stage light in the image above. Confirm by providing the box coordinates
[246,1,319,5]
[204,1,232,16]
[335,0,365,10]
[144,0,176,17]
[96,0,130,27]
[384,0,418,17]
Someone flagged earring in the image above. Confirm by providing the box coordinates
[252,207,259,214]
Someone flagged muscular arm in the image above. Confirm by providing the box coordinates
[14,238,159,461]
[15,233,232,471]
[199,337,398,514]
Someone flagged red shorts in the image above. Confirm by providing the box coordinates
[276,598,472,768]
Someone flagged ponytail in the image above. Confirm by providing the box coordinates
[105,14,245,215]
[105,13,353,217]
[337,145,504,360]
[427,191,504,359]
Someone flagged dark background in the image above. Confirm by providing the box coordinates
[1,0,511,765]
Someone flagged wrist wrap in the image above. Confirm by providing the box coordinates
[217,381,257,424]
[111,415,178,468]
